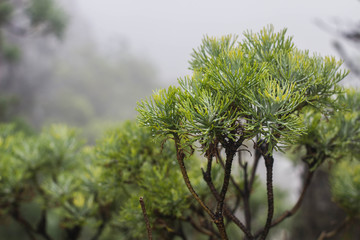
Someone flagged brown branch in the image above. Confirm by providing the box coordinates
[317,216,351,240]
[242,161,252,234]
[214,146,239,240]
[202,150,253,239]
[217,149,244,197]
[186,205,221,238]
[260,149,275,240]
[139,197,152,240]
[230,193,241,216]
[224,206,254,239]
[174,135,215,219]
[249,145,261,192]
[187,217,220,238]
[203,142,230,240]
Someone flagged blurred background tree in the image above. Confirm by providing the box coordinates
[289,3,360,239]
[0,0,67,123]
[0,0,160,141]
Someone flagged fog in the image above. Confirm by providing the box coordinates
[76,0,360,83]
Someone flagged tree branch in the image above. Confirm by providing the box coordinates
[249,144,261,192]
[259,148,275,240]
[242,161,252,234]
[202,149,253,239]
[139,197,152,240]
[174,135,215,219]
[217,149,244,197]
[187,216,220,238]
[214,146,239,240]
[317,216,351,240]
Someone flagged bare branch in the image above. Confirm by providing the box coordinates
[317,216,351,240]
[217,149,244,197]
[259,146,275,240]
[139,197,153,240]
[202,149,253,239]
[187,217,220,238]
[174,135,215,219]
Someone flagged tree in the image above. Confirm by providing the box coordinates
[137,26,348,239]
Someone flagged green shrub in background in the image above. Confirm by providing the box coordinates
[94,121,203,239]
[0,120,292,240]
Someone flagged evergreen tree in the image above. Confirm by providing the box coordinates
[137,26,349,239]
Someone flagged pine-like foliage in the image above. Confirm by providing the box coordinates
[137,26,349,239]
[137,25,347,154]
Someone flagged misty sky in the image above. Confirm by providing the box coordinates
[76,0,360,83]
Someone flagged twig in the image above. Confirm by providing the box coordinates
[139,197,152,240]
[317,216,351,240]
[173,135,215,219]
[202,151,253,239]
[214,146,239,240]
[230,194,241,217]
[202,171,253,238]
[260,147,275,240]
[174,135,233,238]
[242,161,252,233]
[187,217,220,238]
[217,149,244,197]
[249,144,261,192]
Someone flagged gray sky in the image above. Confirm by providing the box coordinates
[76,0,360,83]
